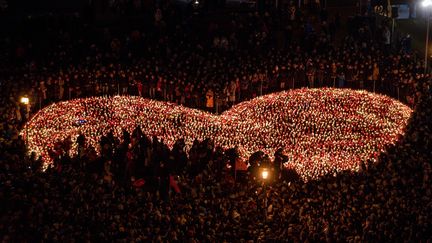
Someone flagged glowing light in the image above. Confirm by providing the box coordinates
[261,169,269,180]
[422,0,432,8]
[20,97,29,105]
[21,88,412,181]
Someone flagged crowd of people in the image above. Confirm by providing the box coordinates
[0,2,425,116]
[1,2,432,242]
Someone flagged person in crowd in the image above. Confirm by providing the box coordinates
[206,88,215,112]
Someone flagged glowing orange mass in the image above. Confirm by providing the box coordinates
[22,88,412,181]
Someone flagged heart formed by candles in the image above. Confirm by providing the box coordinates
[23,88,412,181]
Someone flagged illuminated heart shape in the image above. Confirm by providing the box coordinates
[23,88,412,181]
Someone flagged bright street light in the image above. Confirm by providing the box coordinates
[423,0,432,7]
[20,97,29,105]
[261,168,269,180]
[260,167,270,221]
[20,96,30,147]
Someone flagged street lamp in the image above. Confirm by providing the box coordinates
[20,97,29,105]
[261,168,269,180]
[422,0,432,73]
[20,96,30,146]
[260,167,270,220]
[20,96,30,120]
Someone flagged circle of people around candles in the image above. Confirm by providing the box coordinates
[23,88,412,181]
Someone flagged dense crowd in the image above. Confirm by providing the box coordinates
[0,3,426,116]
[1,3,432,242]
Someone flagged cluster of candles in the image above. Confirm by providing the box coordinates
[22,88,412,180]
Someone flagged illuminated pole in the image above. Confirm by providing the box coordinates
[422,0,432,73]
[20,96,30,146]
[261,168,269,220]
